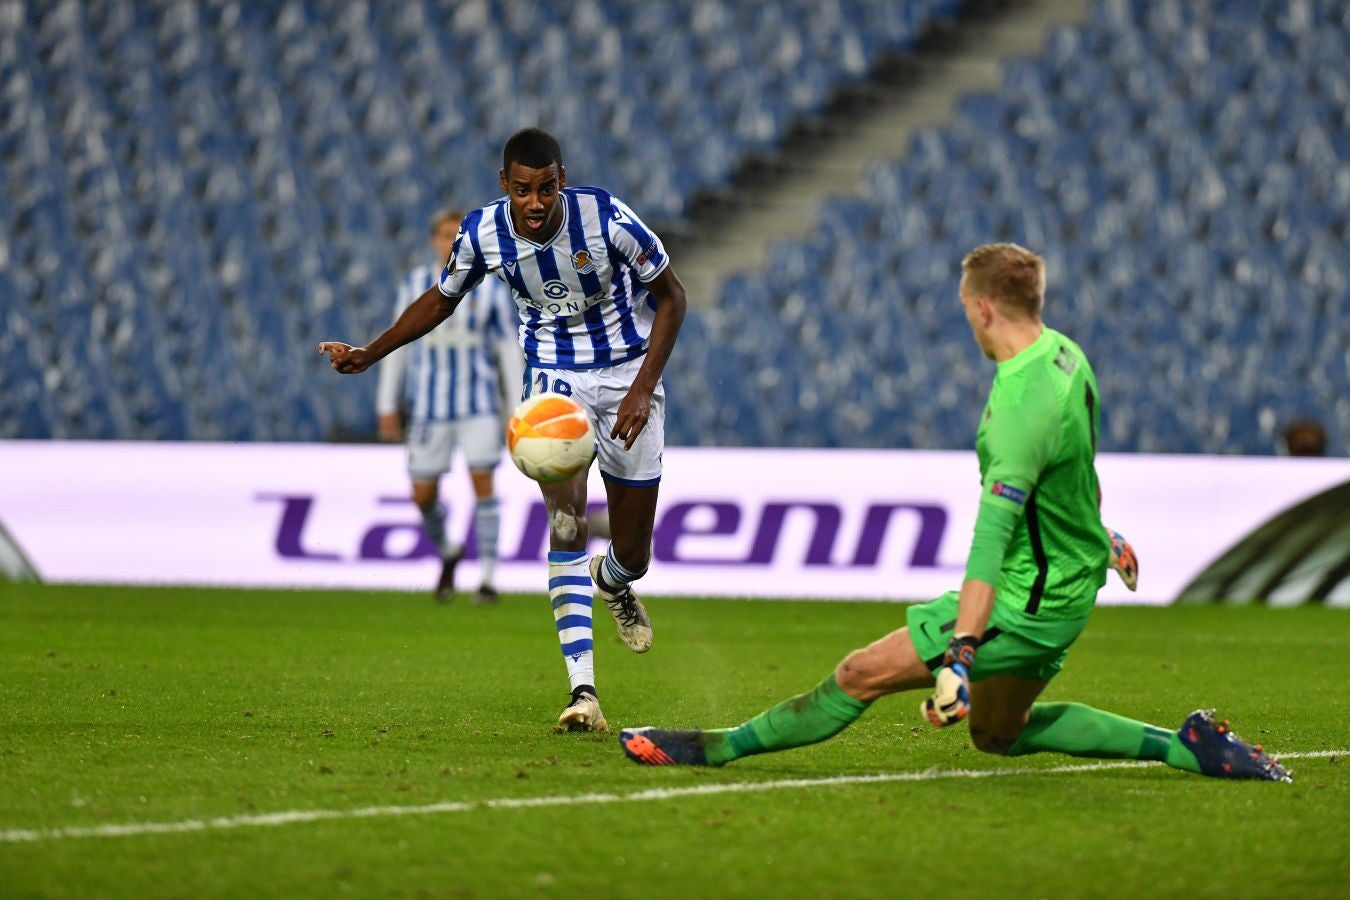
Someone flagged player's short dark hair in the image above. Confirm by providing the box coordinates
[502,128,563,174]
[429,208,464,235]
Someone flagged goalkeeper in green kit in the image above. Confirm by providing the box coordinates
[621,243,1291,782]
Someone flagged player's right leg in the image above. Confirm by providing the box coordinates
[541,472,605,733]
[620,625,934,766]
[407,421,460,602]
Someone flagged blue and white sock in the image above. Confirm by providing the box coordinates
[548,550,595,693]
[599,542,647,593]
[419,503,458,558]
[475,498,501,587]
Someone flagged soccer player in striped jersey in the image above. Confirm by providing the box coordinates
[619,243,1290,783]
[375,209,524,605]
[320,128,688,733]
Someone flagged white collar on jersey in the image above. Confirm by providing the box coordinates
[502,193,570,250]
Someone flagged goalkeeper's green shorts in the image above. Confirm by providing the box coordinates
[906,592,1091,683]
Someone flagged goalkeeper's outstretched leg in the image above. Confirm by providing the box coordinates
[620,616,1292,782]
[620,623,934,767]
[968,677,1291,782]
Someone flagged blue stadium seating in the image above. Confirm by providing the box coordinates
[669,0,1349,455]
[2,0,956,440]
[4,0,1345,456]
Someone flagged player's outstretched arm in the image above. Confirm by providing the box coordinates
[612,267,686,450]
[318,285,458,375]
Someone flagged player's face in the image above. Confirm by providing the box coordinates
[959,276,996,360]
[432,217,461,262]
[500,162,566,242]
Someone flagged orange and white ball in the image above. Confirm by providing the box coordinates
[506,393,595,483]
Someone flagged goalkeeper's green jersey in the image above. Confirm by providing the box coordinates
[964,327,1110,620]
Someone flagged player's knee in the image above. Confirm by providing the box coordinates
[549,507,588,545]
[834,648,884,702]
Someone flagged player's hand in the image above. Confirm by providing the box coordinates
[922,635,977,727]
[1107,528,1138,592]
[318,341,374,374]
[611,384,653,451]
[377,413,403,443]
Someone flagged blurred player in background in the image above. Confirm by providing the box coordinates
[375,209,523,605]
[321,128,687,733]
[621,243,1290,783]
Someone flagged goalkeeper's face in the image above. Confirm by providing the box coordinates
[959,277,996,360]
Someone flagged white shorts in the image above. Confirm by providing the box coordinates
[406,415,502,481]
[524,355,665,486]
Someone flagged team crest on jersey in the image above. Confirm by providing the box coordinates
[570,249,598,275]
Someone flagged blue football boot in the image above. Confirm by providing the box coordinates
[1179,709,1292,782]
[619,727,712,766]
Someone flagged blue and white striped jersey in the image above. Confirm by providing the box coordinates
[375,263,523,423]
[437,187,670,370]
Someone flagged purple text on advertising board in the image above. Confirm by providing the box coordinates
[259,495,949,569]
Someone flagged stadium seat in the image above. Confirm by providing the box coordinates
[667,0,1349,455]
[5,0,958,441]
[5,0,1343,455]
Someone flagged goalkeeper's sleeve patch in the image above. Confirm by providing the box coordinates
[990,481,1028,505]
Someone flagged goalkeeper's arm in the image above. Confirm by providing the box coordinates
[924,497,1019,727]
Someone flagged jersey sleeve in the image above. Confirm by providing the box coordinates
[438,210,488,299]
[965,393,1061,585]
[604,196,670,283]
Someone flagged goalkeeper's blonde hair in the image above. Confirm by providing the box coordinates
[961,243,1045,319]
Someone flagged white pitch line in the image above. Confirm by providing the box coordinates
[1,750,1341,845]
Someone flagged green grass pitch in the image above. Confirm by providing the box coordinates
[1,584,1346,899]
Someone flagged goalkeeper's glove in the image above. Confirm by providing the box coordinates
[922,635,977,727]
[1107,528,1138,592]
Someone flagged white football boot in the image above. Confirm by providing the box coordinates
[554,691,608,734]
[590,554,653,653]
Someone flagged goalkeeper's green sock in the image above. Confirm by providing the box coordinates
[702,674,871,765]
[1007,702,1200,773]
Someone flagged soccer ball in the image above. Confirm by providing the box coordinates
[506,393,595,484]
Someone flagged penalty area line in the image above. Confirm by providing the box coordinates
[1,750,1341,844]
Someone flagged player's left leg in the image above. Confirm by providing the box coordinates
[458,414,506,606]
[467,468,499,604]
[968,675,1290,781]
[407,421,460,602]
[593,479,656,652]
[589,357,663,653]
[970,675,1200,768]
